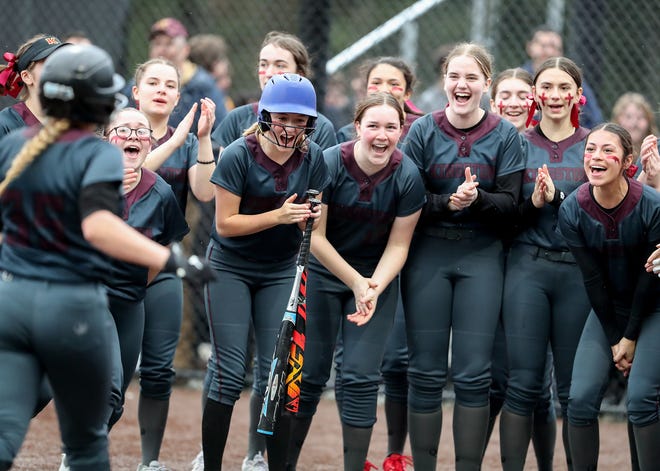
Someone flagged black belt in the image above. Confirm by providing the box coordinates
[525,245,575,264]
[421,226,476,240]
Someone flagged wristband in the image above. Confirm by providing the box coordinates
[551,188,565,207]
[196,159,215,165]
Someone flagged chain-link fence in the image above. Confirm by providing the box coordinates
[2,0,659,374]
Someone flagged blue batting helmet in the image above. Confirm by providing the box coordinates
[258,73,317,132]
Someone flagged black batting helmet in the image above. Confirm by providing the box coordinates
[39,44,125,125]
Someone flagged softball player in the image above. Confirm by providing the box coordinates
[483,67,557,471]
[0,34,68,136]
[211,30,337,157]
[559,123,660,471]
[0,44,213,471]
[0,35,70,417]
[103,107,189,459]
[128,57,216,470]
[336,56,423,144]
[498,57,592,471]
[333,56,422,471]
[200,73,328,471]
[203,31,336,471]
[285,92,425,471]
[401,43,525,471]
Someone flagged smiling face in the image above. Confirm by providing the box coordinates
[444,55,491,121]
[257,44,297,90]
[533,67,581,125]
[354,103,402,174]
[583,128,632,187]
[132,62,180,118]
[267,112,310,149]
[366,63,410,107]
[107,109,153,171]
[491,77,531,132]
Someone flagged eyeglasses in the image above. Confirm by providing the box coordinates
[109,126,152,140]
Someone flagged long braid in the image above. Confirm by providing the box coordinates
[0,118,70,196]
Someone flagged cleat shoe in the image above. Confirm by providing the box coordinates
[191,450,204,471]
[242,451,268,471]
[382,454,413,471]
[365,460,378,470]
[136,461,170,471]
[59,454,70,471]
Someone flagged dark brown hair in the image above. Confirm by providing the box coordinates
[260,31,311,78]
[354,92,405,128]
[533,56,582,88]
[587,122,634,160]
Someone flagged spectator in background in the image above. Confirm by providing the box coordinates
[61,30,92,46]
[416,43,491,113]
[521,24,603,130]
[123,17,227,135]
[611,92,658,159]
[612,93,660,191]
[188,33,235,111]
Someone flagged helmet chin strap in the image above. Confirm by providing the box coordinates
[258,123,313,149]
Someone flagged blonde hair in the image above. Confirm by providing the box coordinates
[611,92,659,156]
[243,122,259,137]
[133,58,181,91]
[0,119,70,196]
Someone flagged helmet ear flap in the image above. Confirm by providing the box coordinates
[306,116,317,131]
[258,110,271,132]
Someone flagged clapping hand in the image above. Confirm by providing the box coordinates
[449,167,479,211]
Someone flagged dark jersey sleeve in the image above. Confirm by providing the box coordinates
[79,181,123,219]
[471,170,523,223]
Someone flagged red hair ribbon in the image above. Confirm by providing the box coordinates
[570,95,588,129]
[0,52,23,98]
[525,98,538,128]
[626,164,638,178]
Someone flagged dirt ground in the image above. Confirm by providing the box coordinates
[12,379,630,471]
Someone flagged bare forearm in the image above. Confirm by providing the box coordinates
[144,139,179,172]
[82,210,169,270]
[190,135,216,202]
[311,235,362,289]
[370,244,409,294]
[215,210,283,238]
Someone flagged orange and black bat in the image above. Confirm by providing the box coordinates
[257,189,320,435]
